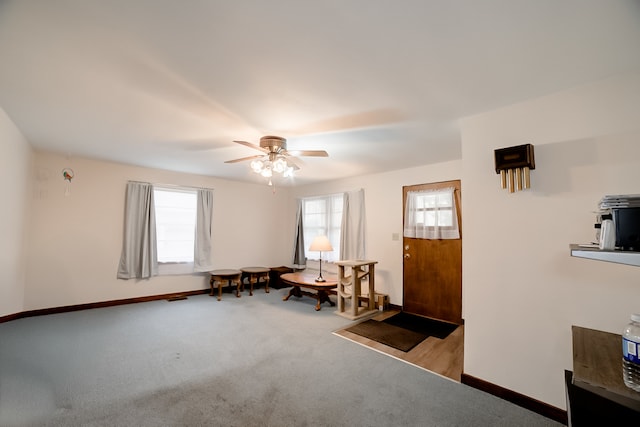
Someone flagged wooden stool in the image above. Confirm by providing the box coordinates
[209,269,242,301]
[240,267,270,296]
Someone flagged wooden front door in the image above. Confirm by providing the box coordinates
[402,180,462,324]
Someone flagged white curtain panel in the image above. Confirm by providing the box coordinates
[117,181,158,279]
[404,187,460,240]
[340,189,366,260]
[194,188,214,272]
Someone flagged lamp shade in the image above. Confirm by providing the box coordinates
[309,235,333,252]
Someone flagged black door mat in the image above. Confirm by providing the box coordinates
[383,311,458,339]
[345,320,428,352]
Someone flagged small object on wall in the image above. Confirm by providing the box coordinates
[62,168,74,196]
[494,144,535,193]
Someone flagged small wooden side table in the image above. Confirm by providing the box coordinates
[240,266,270,296]
[335,260,378,320]
[209,269,242,301]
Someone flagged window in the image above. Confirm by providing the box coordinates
[412,191,454,227]
[154,187,197,263]
[404,187,460,239]
[117,181,213,280]
[302,193,343,262]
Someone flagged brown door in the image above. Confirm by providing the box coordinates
[402,180,462,324]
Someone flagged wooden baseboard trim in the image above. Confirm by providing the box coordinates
[1,290,397,323]
[0,289,209,324]
[461,373,567,425]
[0,312,23,324]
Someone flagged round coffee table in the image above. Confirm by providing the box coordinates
[280,272,337,311]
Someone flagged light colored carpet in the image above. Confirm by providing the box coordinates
[0,289,562,426]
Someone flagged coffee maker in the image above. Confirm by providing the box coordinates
[598,195,640,251]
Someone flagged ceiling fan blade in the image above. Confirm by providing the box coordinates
[224,155,265,164]
[233,140,268,153]
[286,149,329,157]
[285,157,302,170]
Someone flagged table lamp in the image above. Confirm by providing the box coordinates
[309,235,333,282]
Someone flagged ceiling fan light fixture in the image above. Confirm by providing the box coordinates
[228,135,325,183]
[250,155,293,180]
[250,159,264,173]
[273,157,287,173]
[261,167,273,178]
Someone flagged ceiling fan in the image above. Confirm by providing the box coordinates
[225,135,328,180]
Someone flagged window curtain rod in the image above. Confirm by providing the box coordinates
[126,180,213,192]
[300,188,363,199]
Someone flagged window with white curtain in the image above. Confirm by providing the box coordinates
[404,187,460,239]
[302,193,343,262]
[154,187,197,263]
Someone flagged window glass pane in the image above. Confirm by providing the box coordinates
[305,215,323,228]
[437,192,452,207]
[438,209,453,226]
[302,193,343,261]
[154,188,197,263]
[424,194,436,208]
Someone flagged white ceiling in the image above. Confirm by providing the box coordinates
[1,0,639,186]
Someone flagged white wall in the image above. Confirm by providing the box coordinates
[0,108,32,317]
[289,160,462,305]
[25,151,291,311]
[460,72,640,409]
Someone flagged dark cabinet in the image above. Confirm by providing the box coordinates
[269,266,295,289]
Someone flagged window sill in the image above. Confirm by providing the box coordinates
[158,262,195,276]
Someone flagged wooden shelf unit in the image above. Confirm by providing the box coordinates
[335,260,378,320]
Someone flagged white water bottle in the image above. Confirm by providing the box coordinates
[623,314,640,391]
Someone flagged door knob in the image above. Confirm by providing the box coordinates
[404,253,410,259]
